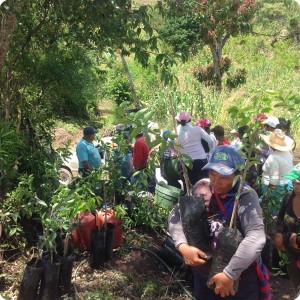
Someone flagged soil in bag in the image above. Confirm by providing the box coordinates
[104,223,115,261]
[39,257,61,300]
[18,257,44,300]
[158,237,187,271]
[207,227,243,292]
[179,194,211,255]
[90,228,105,269]
[59,253,76,296]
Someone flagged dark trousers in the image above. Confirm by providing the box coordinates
[192,266,260,300]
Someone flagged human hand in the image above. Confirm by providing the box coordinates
[274,233,285,251]
[208,272,235,298]
[178,243,208,266]
[290,233,299,250]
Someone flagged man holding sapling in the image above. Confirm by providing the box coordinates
[169,146,267,300]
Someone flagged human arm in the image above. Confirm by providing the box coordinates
[82,160,92,171]
[199,127,214,151]
[289,233,300,250]
[208,273,235,298]
[76,142,91,171]
[222,190,266,280]
[265,155,280,186]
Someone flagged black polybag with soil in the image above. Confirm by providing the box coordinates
[179,194,211,255]
[18,258,44,300]
[207,226,243,292]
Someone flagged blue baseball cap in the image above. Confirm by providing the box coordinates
[83,126,98,136]
[202,145,245,176]
[162,130,172,139]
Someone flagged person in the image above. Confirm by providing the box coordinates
[230,129,241,149]
[211,125,230,146]
[160,130,181,189]
[76,126,101,176]
[130,131,152,191]
[262,116,280,132]
[132,132,150,171]
[112,133,133,181]
[196,117,217,160]
[255,115,275,178]
[260,129,295,211]
[175,111,214,189]
[277,117,292,137]
[274,163,300,300]
[168,145,266,300]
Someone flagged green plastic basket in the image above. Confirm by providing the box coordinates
[155,182,184,209]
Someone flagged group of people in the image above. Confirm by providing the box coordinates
[75,125,153,190]
[75,110,299,300]
[167,111,299,300]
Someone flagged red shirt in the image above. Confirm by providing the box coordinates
[133,137,150,170]
[218,139,230,146]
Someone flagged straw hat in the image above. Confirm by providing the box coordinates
[260,129,295,151]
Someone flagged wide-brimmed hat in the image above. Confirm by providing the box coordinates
[284,163,300,183]
[262,116,280,128]
[260,129,295,151]
[175,111,191,122]
[202,145,245,176]
[196,118,211,128]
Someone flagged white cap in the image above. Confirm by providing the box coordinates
[262,116,280,128]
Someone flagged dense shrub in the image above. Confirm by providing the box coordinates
[226,68,247,89]
[193,57,231,86]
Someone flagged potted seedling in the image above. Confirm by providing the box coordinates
[50,171,101,294]
[207,105,263,293]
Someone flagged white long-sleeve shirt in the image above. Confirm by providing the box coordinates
[262,150,294,185]
[177,123,214,160]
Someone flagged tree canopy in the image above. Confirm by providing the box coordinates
[158,0,256,89]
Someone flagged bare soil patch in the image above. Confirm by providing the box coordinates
[53,127,83,149]
[0,231,297,300]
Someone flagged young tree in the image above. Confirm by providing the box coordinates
[159,0,256,90]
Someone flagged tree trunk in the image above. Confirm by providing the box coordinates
[209,44,222,91]
[120,53,141,109]
[0,1,17,76]
[209,34,229,92]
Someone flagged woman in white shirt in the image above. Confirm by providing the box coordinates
[260,129,295,212]
[175,111,214,191]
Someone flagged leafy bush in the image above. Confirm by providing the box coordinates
[226,68,247,89]
[108,77,133,106]
[193,56,231,86]
[159,15,202,54]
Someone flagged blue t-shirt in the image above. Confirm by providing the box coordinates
[76,138,101,169]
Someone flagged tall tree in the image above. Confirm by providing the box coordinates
[159,0,256,90]
[0,0,157,120]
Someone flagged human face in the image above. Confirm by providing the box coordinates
[209,170,236,195]
[293,181,300,196]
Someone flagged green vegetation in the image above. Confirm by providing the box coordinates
[0,0,300,298]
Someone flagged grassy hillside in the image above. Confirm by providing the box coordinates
[124,0,300,142]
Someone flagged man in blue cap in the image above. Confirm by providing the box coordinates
[76,126,101,176]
